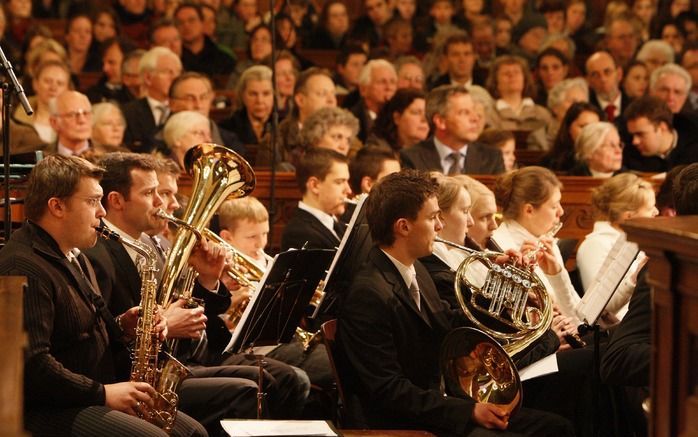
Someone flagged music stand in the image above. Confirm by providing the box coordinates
[311,195,373,319]
[226,248,336,354]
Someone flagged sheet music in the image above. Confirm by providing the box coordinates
[518,354,559,381]
[220,420,338,436]
[575,233,640,326]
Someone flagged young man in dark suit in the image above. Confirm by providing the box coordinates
[336,169,574,436]
[401,85,505,175]
[281,148,352,251]
[0,155,206,436]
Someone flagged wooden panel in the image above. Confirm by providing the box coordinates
[0,277,27,437]
[622,217,698,437]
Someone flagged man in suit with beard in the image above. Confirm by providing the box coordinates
[336,170,574,436]
[400,85,504,175]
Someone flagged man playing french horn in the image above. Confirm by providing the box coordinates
[0,155,207,436]
[336,170,574,436]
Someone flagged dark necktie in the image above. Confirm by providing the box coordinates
[447,152,463,175]
[605,104,616,122]
[333,219,346,239]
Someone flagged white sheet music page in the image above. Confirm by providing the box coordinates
[575,233,640,326]
[220,420,338,436]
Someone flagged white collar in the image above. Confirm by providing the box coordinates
[495,97,535,112]
[102,218,143,267]
[298,200,338,237]
[431,240,466,271]
[381,248,417,290]
[433,136,468,174]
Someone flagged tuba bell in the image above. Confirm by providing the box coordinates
[157,143,256,308]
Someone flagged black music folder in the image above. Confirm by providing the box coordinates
[311,194,373,318]
[225,248,335,354]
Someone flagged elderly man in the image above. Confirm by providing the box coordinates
[623,95,698,172]
[174,3,236,76]
[585,51,631,122]
[681,42,698,111]
[347,59,397,142]
[401,85,504,175]
[49,90,94,157]
[168,72,245,155]
[649,63,693,115]
[256,67,337,168]
[121,46,182,153]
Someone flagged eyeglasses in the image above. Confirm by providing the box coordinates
[58,109,92,120]
[174,92,212,104]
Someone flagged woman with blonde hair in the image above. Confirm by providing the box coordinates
[91,102,127,154]
[576,174,657,319]
[453,174,499,251]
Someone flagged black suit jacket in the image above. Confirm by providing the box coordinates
[589,90,632,119]
[280,207,340,251]
[349,99,373,143]
[336,247,474,434]
[121,97,160,153]
[400,137,505,175]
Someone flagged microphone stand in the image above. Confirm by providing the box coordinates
[267,0,279,249]
[1,44,33,242]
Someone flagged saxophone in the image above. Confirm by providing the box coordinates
[96,225,191,433]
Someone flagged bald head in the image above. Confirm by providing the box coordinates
[585,51,622,101]
[50,90,93,150]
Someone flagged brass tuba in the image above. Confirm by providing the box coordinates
[157,143,256,307]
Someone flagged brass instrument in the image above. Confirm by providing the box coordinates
[96,225,190,433]
[157,143,255,308]
[202,228,265,287]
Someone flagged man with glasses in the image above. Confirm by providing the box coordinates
[121,46,182,154]
[48,90,94,157]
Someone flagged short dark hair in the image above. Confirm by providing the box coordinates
[442,33,472,56]
[174,2,204,21]
[99,36,137,60]
[336,43,367,67]
[295,148,348,194]
[294,67,334,96]
[349,146,399,194]
[98,152,160,209]
[169,71,213,99]
[24,155,105,221]
[149,17,177,43]
[366,170,438,246]
[673,163,698,215]
[623,95,673,127]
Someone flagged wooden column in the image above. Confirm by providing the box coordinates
[0,276,27,437]
[622,216,698,437]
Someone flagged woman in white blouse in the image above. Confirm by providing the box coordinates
[491,166,581,325]
[576,174,657,319]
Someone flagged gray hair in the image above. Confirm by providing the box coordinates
[649,63,692,93]
[138,46,182,75]
[300,107,359,147]
[547,77,589,111]
[358,59,397,86]
[637,40,675,66]
[91,102,125,127]
[426,84,469,130]
[540,33,576,60]
[163,110,209,148]
[574,121,617,161]
[236,65,273,106]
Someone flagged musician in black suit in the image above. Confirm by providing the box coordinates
[83,153,306,434]
[281,149,352,251]
[336,170,574,436]
[121,47,182,154]
[401,85,505,175]
[0,155,206,436]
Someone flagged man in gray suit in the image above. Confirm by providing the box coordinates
[401,85,504,175]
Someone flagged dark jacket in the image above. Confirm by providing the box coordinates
[220,107,269,146]
[121,97,161,153]
[181,36,237,77]
[86,76,135,105]
[280,207,340,251]
[0,222,117,408]
[400,137,505,175]
[622,113,698,172]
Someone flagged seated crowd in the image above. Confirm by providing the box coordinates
[2,0,698,436]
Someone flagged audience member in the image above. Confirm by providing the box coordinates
[534,47,570,107]
[585,51,630,123]
[401,85,505,174]
[86,37,137,104]
[648,63,692,114]
[150,18,183,57]
[622,60,649,99]
[309,0,350,50]
[163,110,212,170]
[48,90,94,157]
[121,46,182,153]
[604,12,642,68]
[64,12,101,74]
[349,59,398,142]
[570,121,625,176]
[300,107,360,156]
[175,3,236,76]
[91,102,128,155]
[636,40,675,76]
[478,129,517,172]
[543,101,604,172]
[369,88,429,151]
[394,55,425,91]
[121,48,145,99]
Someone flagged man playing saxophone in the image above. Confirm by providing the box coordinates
[0,155,206,436]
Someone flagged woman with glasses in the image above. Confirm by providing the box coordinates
[570,122,626,177]
[163,110,212,170]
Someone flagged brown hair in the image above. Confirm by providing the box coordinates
[623,95,673,127]
[486,55,537,99]
[367,170,439,246]
[24,155,105,221]
[673,163,698,215]
[591,173,655,222]
[431,173,465,213]
[494,166,562,220]
[295,148,348,194]
[349,146,399,194]
[98,152,160,209]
